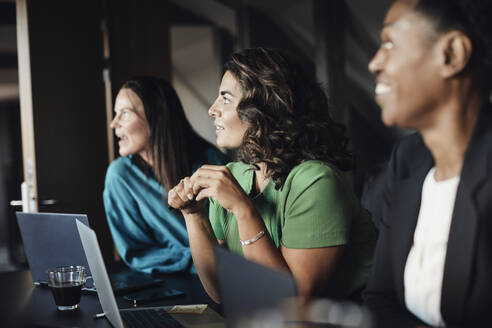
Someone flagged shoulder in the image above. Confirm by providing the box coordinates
[225,162,252,192]
[389,133,431,180]
[285,160,341,189]
[106,156,133,179]
[278,161,349,205]
[104,157,135,196]
[225,161,250,174]
[105,156,144,187]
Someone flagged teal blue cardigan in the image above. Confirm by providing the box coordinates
[103,147,228,274]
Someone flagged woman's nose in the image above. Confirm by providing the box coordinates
[208,101,218,117]
[368,49,384,74]
[110,115,119,129]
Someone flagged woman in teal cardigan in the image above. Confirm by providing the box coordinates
[103,76,227,274]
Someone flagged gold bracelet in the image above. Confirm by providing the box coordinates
[240,230,265,246]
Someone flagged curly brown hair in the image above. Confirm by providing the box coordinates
[224,48,352,189]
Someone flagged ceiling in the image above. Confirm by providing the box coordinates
[0,0,395,101]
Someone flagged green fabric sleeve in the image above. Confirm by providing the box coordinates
[209,198,225,241]
[281,165,353,248]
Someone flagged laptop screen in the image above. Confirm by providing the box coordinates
[76,219,125,328]
[16,212,91,283]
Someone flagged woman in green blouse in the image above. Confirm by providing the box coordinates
[168,48,376,302]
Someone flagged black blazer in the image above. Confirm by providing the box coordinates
[363,106,492,328]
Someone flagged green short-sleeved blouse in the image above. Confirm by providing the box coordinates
[209,160,377,298]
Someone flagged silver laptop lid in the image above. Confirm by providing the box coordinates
[16,212,90,283]
[76,219,124,328]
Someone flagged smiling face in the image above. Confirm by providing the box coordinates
[369,0,445,130]
[208,71,250,149]
[110,88,150,159]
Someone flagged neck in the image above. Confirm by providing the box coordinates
[256,162,267,178]
[253,163,270,193]
[420,92,484,181]
[139,150,154,168]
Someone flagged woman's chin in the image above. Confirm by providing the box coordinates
[118,149,129,157]
[381,108,399,127]
[216,138,228,149]
[216,143,229,149]
[216,134,242,150]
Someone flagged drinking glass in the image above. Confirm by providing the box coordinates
[45,265,92,311]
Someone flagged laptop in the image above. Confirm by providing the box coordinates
[214,246,297,328]
[16,212,164,295]
[76,219,184,328]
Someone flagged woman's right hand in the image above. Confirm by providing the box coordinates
[168,177,206,215]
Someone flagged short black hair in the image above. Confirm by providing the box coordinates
[414,0,492,89]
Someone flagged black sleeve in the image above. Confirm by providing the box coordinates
[362,139,427,328]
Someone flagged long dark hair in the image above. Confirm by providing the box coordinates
[121,76,214,191]
[224,48,352,189]
[414,0,492,92]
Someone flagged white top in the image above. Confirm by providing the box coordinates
[404,167,460,327]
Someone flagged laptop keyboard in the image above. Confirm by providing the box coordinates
[121,308,183,328]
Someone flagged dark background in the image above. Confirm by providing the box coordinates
[0,0,407,271]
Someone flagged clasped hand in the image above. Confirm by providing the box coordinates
[168,165,250,216]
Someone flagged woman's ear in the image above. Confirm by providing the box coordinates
[439,30,473,78]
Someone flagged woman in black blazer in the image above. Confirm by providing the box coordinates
[363,0,492,327]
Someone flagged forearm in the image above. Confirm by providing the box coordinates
[236,204,343,301]
[235,204,290,273]
[183,210,221,303]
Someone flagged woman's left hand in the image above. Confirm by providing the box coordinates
[190,165,252,215]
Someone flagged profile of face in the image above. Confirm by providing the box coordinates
[369,0,445,129]
[209,71,250,149]
[110,88,150,158]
